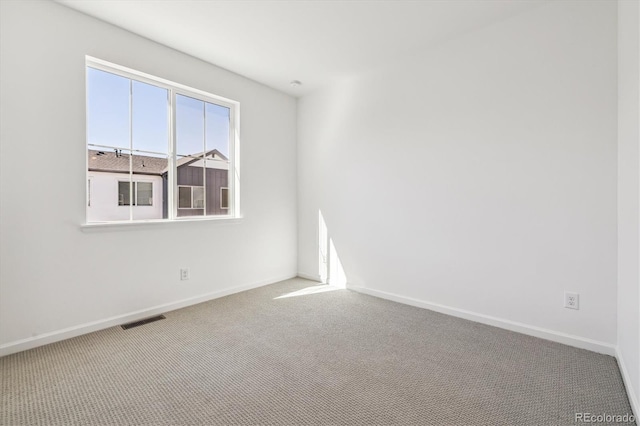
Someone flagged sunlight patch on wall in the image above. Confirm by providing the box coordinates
[319,210,347,288]
[329,238,347,288]
[319,210,329,283]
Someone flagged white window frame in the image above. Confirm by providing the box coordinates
[85,56,240,224]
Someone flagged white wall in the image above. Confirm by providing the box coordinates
[617,0,640,414]
[298,1,618,347]
[0,0,297,351]
[87,172,164,222]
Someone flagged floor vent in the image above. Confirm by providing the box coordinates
[121,315,166,330]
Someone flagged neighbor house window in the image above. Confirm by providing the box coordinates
[178,186,204,209]
[118,181,131,206]
[118,181,153,206]
[220,187,229,209]
[86,57,238,223]
[136,182,153,206]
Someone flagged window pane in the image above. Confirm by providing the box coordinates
[118,181,132,206]
[178,186,192,209]
[87,148,133,222]
[132,81,168,155]
[205,102,230,216]
[87,68,130,151]
[205,102,230,157]
[176,94,205,157]
[87,68,133,223]
[129,152,167,221]
[193,187,205,209]
[176,154,204,217]
[176,94,206,217]
[136,182,153,206]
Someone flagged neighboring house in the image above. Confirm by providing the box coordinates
[174,150,229,218]
[87,149,228,222]
[87,150,165,222]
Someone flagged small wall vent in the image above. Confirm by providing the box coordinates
[121,315,166,330]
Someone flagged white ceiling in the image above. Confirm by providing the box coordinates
[56,0,548,97]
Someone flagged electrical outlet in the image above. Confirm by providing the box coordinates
[180,268,190,281]
[564,292,579,310]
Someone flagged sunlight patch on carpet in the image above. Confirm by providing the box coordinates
[274,285,343,299]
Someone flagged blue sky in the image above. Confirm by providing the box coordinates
[87,67,230,158]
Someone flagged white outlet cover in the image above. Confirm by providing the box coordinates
[564,292,579,310]
[180,268,190,280]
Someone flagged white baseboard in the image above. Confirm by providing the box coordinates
[3,274,635,415]
[0,273,297,358]
[347,285,617,356]
[616,347,640,419]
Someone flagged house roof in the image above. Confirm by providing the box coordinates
[176,149,228,168]
[88,149,229,175]
[88,150,167,175]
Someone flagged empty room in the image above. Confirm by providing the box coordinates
[0,0,638,424]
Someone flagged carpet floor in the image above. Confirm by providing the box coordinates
[0,278,635,425]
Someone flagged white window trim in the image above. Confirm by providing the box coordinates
[81,216,243,231]
[84,56,240,225]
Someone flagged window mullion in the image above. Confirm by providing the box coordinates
[230,107,237,218]
[168,88,176,220]
[129,79,134,219]
[202,101,207,216]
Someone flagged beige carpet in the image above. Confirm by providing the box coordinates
[0,278,635,425]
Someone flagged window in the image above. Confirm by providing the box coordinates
[86,57,238,223]
[118,181,131,206]
[178,185,204,209]
[193,187,205,209]
[118,181,153,206]
[220,187,229,209]
[136,182,153,206]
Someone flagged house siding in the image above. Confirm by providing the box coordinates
[176,165,228,217]
[87,171,164,222]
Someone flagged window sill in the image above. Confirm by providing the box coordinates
[80,215,243,232]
